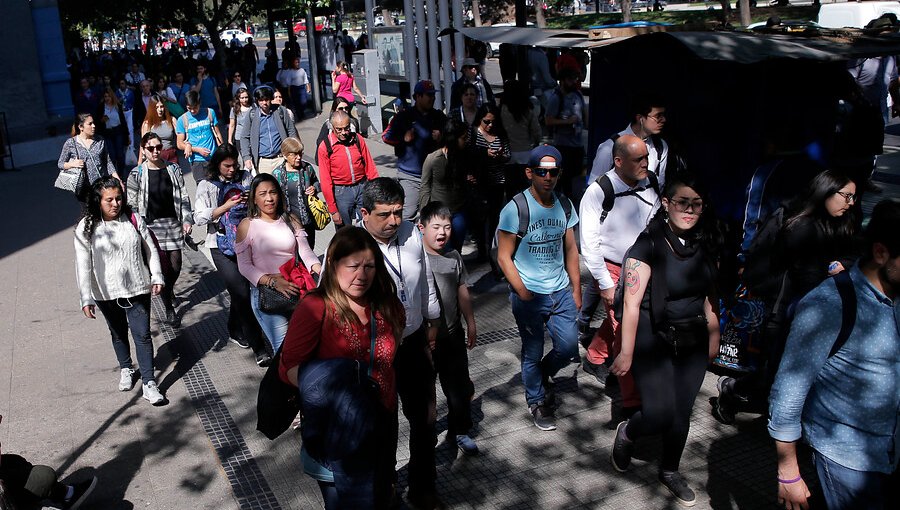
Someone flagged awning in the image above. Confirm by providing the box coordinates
[440,26,592,49]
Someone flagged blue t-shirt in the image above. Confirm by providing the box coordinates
[175,108,218,162]
[189,76,218,113]
[497,191,579,294]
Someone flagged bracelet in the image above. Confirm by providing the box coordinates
[267,276,277,289]
[778,476,802,484]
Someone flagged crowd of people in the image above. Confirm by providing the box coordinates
[9,29,894,510]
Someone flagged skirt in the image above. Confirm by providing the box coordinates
[148,217,183,251]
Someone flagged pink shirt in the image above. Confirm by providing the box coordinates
[235,218,319,286]
[335,73,355,103]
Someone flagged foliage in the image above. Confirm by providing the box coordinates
[545,5,819,28]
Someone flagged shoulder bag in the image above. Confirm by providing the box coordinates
[258,219,317,315]
[54,138,91,200]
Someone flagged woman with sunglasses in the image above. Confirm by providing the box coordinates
[127,132,194,324]
[314,98,360,163]
[139,95,178,164]
[228,87,252,146]
[74,177,166,405]
[609,172,722,507]
[467,103,510,265]
[715,170,861,423]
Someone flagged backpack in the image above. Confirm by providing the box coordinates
[827,270,857,358]
[212,179,248,257]
[742,207,786,298]
[609,132,666,176]
[491,191,573,267]
[595,171,660,226]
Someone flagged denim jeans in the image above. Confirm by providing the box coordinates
[578,278,601,329]
[449,212,467,253]
[333,180,366,228]
[510,288,579,406]
[814,450,889,510]
[95,294,155,384]
[250,286,290,353]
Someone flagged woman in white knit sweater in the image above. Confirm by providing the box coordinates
[74,177,166,405]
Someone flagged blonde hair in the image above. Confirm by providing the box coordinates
[280,136,304,156]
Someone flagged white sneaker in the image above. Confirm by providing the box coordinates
[118,368,136,391]
[142,381,165,405]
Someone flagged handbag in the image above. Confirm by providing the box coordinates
[713,284,767,373]
[307,194,330,230]
[258,220,317,315]
[256,349,301,440]
[661,315,708,356]
[54,138,91,200]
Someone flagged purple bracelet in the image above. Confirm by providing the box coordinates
[778,476,803,484]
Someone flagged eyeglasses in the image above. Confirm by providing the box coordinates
[532,167,561,178]
[670,198,703,213]
[836,191,856,203]
[233,74,241,78]
[336,106,349,111]
[482,119,494,125]
[145,145,163,152]
[333,125,351,133]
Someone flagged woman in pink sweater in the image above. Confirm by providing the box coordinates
[236,174,321,352]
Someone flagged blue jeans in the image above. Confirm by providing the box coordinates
[814,450,889,510]
[333,180,366,228]
[510,288,579,406]
[450,212,467,253]
[250,286,290,353]
[95,294,155,384]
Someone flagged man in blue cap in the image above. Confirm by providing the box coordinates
[383,80,448,220]
[495,145,581,431]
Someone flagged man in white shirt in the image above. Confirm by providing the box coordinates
[125,63,145,90]
[579,135,660,409]
[360,178,444,510]
[587,96,670,186]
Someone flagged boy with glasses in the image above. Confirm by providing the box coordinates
[496,146,581,431]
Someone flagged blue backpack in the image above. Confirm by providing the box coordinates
[212,179,247,256]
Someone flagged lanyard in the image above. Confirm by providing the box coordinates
[382,241,408,303]
[368,311,376,377]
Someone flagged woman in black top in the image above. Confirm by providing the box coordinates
[466,104,510,264]
[610,172,721,508]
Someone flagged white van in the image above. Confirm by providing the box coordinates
[818,1,900,29]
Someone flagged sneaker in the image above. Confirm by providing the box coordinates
[455,434,479,456]
[142,381,165,405]
[530,404,557,431]
[659,471,696,507]
[62,476,98,510]
[165,307,180,327]
[118,368,136,391]
[610,420,634,472]
[582,357,610,388]
[712,377,737,425]
[255,352,273,367]
[229,336,251,349]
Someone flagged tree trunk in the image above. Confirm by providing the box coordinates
[738,0,751,27]
[719,0,732,14]
[536,2,547,27]
[382,8,395,27]
[472,0,483,27]
[206,21,229,71]
[621,0,633,23]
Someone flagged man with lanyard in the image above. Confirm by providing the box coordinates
[382,80,448,220]
[239,86,297,175]
[588,95,670,186]
[496,146,581,432]
[579,135,659,414]
[176,90,223,183]
[449,58,495,110]
[360,177,444,510]
[317,110,379,229]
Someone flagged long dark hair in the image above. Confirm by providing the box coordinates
[473,103,508,139]
[311,227,404,338]
[785,170,858,239]
[206,143,241,181]
[246,173,287,220]
[441,117,470,187]
[82,177,130,240]
[71,113,92,137]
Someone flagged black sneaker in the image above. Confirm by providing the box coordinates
[541,375,558,409]
[582,357,610,388]
[229,336,251,349]
[255,352,272,367]
[530,404,557,431]
[712,377,737,425]
[62,476,97,510]
[610,420,634,472]
[658,471,696,507]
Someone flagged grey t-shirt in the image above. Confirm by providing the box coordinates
[426,249,468,335]
[546,88,585,148]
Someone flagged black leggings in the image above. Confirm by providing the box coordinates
[210,248,265,354]
[625,332,709,472]
[160,249,183,311]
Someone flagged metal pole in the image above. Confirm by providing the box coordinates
[451,1,464,80]
[426,0,441,107]
[306,9,322,114]
[364,0,375,50]
[403,0,417,88]
[415,0,428,80]
[438,0,452,111]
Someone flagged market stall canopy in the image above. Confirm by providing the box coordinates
[438,26,592,49]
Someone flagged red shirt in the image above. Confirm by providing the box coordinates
[316,132,379,213]
[279,293,400,410]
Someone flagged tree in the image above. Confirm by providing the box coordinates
[621,0,632,23]
[473,0,484,26]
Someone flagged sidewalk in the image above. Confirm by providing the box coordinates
[1,116,897,509]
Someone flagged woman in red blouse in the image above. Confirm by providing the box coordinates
[279,226,404,509]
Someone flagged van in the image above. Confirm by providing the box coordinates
[818,1,900,29]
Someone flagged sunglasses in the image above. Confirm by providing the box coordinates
[145,145,163,152]
[482,119,494,125]
[532,167,561,178]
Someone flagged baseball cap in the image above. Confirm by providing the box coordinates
[414,80,436,95]
[528,145,563,168]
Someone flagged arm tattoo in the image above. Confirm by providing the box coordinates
[624,260,642,296]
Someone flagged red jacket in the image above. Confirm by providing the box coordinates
[316,132,378,213]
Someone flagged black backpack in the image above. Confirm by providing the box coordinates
[595,171,660,225]
[491,191,573,264]
[742,207,786,298]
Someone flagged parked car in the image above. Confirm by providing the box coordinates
[293,21,325,33]
[219,29,252,44]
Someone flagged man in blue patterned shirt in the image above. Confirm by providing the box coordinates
[768,199,900,510]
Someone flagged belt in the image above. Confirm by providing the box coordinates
[259,154,281,160]
[334,177,367,188]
